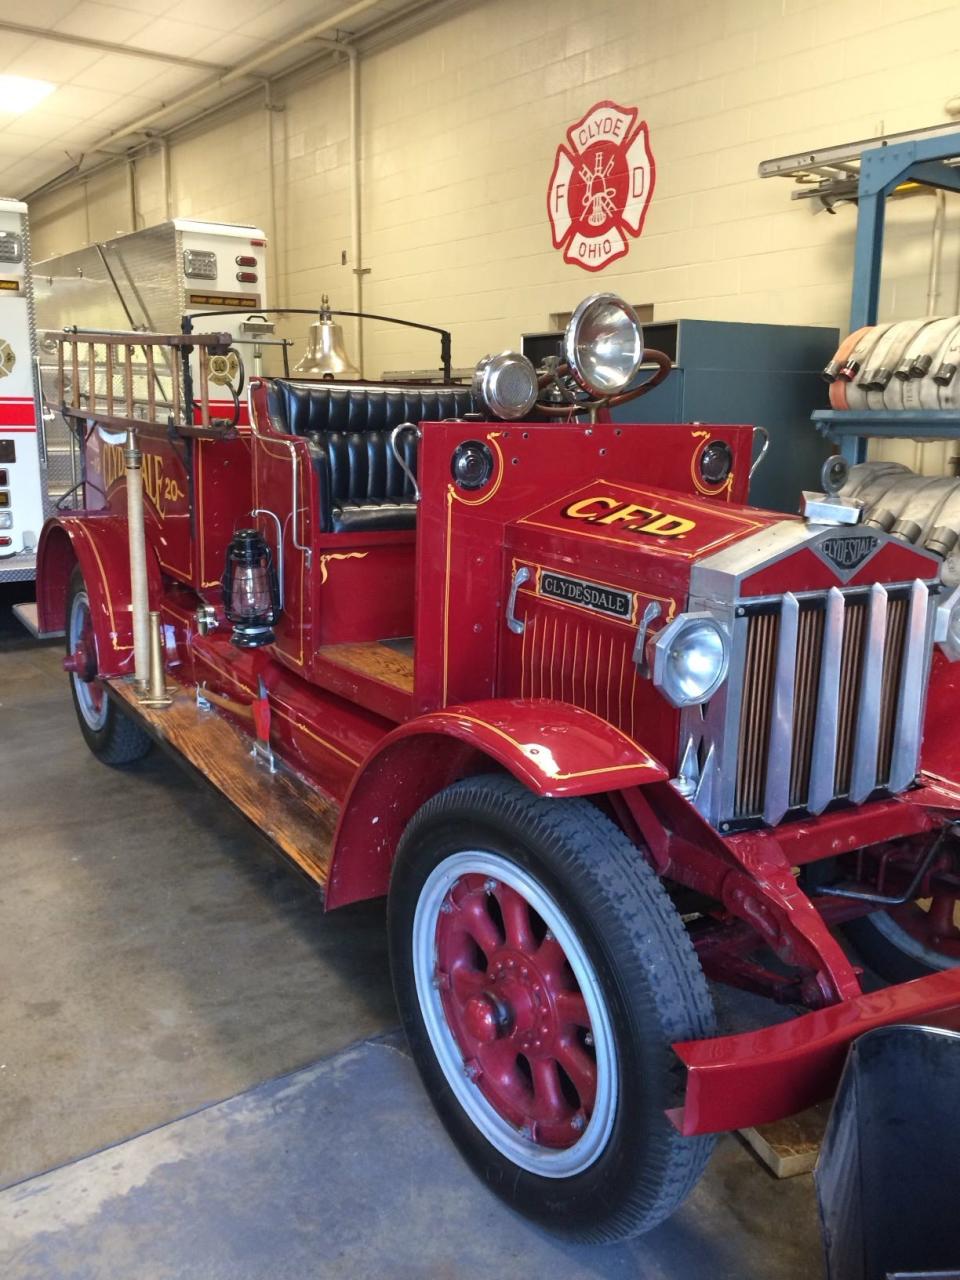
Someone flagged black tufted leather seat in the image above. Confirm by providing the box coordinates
[267,381,476,532]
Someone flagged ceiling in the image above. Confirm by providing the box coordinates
[0,0,426,197]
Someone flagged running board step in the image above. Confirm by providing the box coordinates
[107,678,338,892]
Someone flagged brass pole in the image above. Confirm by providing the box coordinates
[124,430,150,693]
[141,610,172,708]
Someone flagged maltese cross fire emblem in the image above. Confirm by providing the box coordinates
[547,101,656,272]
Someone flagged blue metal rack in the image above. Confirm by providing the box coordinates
[761,123,960,463]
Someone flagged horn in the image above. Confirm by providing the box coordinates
[293,294,360,380]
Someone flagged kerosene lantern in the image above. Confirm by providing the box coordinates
[221,529,281,648]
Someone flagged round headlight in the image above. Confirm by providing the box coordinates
[651,613,729,707]
[473,351,538,420]
[563,293,644,398]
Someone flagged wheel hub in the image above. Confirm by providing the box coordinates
[463,991,511,1043]
[487,952,554,1052]
[433,873,600,1151]
[63,648,95,681]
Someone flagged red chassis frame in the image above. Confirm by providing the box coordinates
[35,389,960,1140]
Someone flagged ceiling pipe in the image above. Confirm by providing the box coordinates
[263,83,283,309]
[0,19,234,72]
[22,0,467,203]
[160,138,172,220]
[75,0,383,155]
[348,44,365,376]
[126,159,137,233]
[926,189,947,317]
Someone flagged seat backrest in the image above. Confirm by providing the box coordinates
[268,380,476,437]
[264,381,477,531]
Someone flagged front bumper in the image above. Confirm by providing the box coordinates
[671,967,960,1136]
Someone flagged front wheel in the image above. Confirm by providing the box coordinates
[66,565,153,766]
[388,775,716,1242]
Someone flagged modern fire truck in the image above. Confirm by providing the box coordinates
[1,215,268,594]
[32,293,960,1241]
[0,198,44,581]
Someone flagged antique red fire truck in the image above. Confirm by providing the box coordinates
[33,294,960,1241]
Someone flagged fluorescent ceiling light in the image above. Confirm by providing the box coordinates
[0,76,56,116]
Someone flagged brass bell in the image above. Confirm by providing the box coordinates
[293,294,360,380]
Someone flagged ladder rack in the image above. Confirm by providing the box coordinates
[46,328,237,442]
[759,124,960,462]
[759,120,960,205]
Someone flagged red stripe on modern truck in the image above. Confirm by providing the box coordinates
[0,398,37,427]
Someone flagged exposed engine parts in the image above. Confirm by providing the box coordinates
[824,317,960,411]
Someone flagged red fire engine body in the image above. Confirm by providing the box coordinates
[32,298,960,1241]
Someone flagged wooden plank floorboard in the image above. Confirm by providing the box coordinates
[316,642,414,693]
[109,678,338,889]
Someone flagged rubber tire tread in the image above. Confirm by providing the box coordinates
[66,566,153,767]
[389,773,717,1243]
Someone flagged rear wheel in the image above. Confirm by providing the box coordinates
[846,893,960,982]
[66,565,152,766]
[388,775,716,1242]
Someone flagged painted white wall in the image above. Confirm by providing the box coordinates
[27,0,960,470]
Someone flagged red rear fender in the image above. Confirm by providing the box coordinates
[36,515,161,677]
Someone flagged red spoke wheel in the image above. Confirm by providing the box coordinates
[389,775,716,1242]
[846,890,960,982]
[424,857,616,1171]
[67,580,108,731]
[65,566,153,766]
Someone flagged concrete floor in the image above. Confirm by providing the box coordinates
[0,587,823,1277]
[0,588,397,1189]
[0,1035,820,1280]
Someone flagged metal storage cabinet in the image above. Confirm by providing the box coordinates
[611,319,839,513]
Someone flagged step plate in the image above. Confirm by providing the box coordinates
[108,678,338,893]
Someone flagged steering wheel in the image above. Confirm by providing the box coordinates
[536,348,672,416]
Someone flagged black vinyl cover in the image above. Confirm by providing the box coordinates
[267,380,476,532]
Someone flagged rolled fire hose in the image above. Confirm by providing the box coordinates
[826,326,869,409]
[825,316,960,413]
[830,324,892,410]
[902,317,958,411]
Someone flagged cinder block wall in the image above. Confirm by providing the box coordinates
[28,0,960,469]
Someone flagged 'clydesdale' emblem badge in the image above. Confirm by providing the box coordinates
[813,531,880,582]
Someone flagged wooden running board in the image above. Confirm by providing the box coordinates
[312,641,414,722]
[108,678,338,892]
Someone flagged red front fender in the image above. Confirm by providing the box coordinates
[325,697,668,909]
[36,514,161,676]
[671,967,960,1136]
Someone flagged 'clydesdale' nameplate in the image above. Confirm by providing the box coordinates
[540,570,633,620]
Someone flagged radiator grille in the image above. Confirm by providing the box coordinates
[732,582,929,823]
